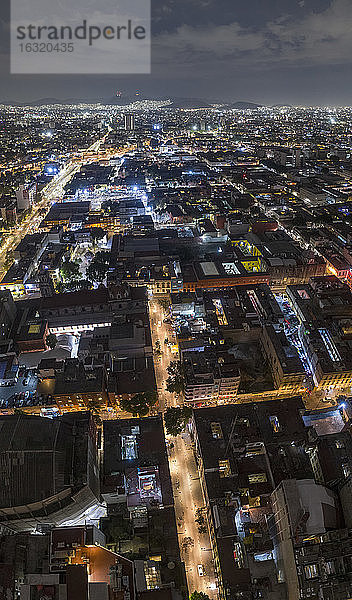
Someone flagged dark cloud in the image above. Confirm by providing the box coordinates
[153,0,352,72]
[0,0,351,104]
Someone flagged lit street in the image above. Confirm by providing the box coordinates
[148,296,176,413]
[168,431,217,599]
[149,295,218,598]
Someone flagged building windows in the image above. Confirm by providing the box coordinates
[277,569,285,583]
[238,417,250,427]
[308,447,324,484]
[343,555,352,573]
[121,434,138,460]
[248,473,267,484]
[245,442,264,457]
[218,459,231,478]
[325,560,335,575]
[304,564,319,579]
[211,422,223,439]
[336,440,345,449]
[144,562,162,590]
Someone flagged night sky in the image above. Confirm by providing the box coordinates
[0,0,351,105]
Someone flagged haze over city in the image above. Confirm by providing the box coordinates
[2,0,352,105]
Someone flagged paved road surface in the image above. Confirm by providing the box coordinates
[149,297,218,598]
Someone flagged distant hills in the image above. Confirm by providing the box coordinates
[1,96,264,109]
[167,99,262,109]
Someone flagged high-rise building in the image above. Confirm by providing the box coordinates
[0,197,17,225]
[16,183,36,211]
[124,113,135,131]
[271,479,351,600]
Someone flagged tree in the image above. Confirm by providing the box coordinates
[60,259,80,283]
[95,250,111,263]
[55,281,65,293]
[90,228,106,245]
[86,251,110,283]
[195,508,205,525]
[166,361,185,395]
[157,297,170,312]
[119,391,158,417]
[86,399,103,426]
[87,261,109,283]
[190,592,210,600]
[182,537,194,550]
[77,279,92,290]
[164,406,192,437]
[103,513,132,543]
[167,361,182,378]
[46,333,58,350]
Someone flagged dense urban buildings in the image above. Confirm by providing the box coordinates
[2,101,352,599]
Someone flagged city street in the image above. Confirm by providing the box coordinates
[169,431,217,599]
[148,296,176,413]
[149,296,218,598]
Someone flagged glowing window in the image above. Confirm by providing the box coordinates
[248,473,267,484]
[304,564,319,579]
[343,464,351,478]
[28,324,40,334]
[219,459,231,478]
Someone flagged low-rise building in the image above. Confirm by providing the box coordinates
[0,412,100,532]
[287,276,352,390]
[261,325,306,393]
[102,417,187,597]
[183,349,240,405]
[230,230,326,288]
[0,290,17,343]
[48,358,107,411]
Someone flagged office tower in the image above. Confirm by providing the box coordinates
[124,113,135,131]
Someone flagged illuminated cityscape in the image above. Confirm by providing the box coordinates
[2,99,352,600]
